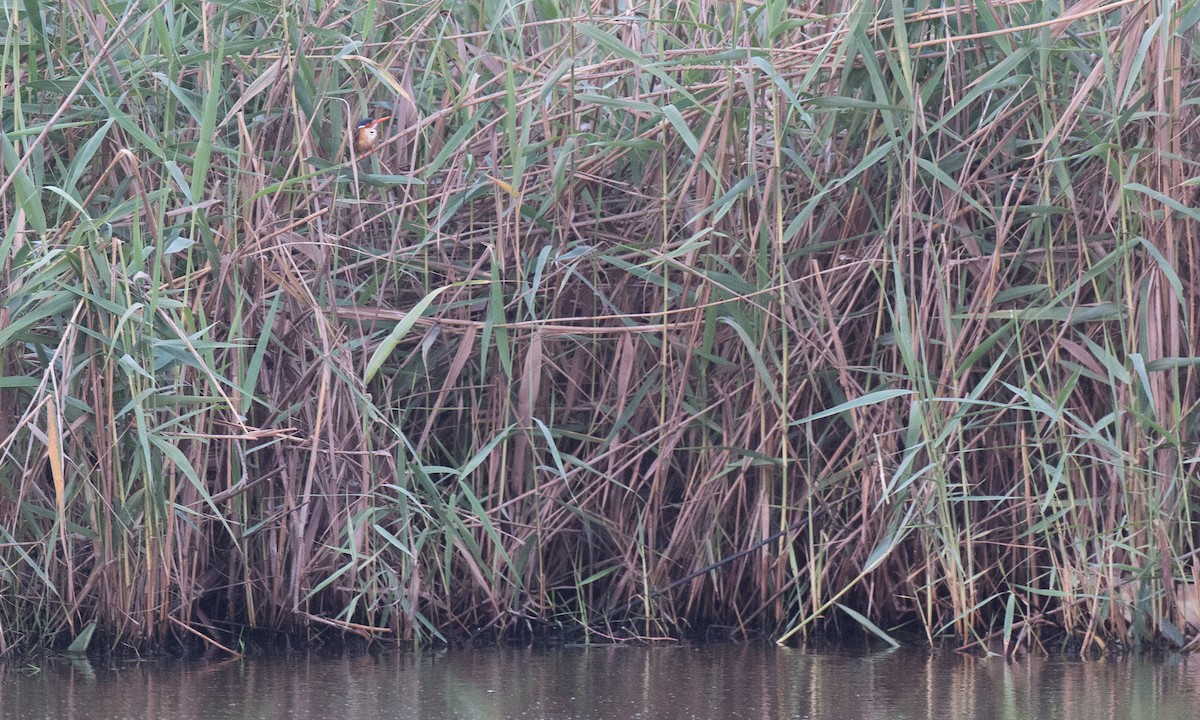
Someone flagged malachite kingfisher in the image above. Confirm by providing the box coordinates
[353,116,391,154]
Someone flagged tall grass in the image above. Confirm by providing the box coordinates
[1,0,1198,655]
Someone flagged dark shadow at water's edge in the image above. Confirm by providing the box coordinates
[3,644,1200,719]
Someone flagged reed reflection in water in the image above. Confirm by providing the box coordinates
[3,644,1200,719]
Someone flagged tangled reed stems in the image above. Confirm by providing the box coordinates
[2,0,1199,655]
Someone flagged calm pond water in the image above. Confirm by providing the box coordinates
[3,643,1200,719]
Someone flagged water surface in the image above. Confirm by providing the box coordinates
[4,644,1199,719]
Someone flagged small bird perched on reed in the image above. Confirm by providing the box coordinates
[352,116,390,154]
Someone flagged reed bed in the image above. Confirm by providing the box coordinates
[1,0,1199,656]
